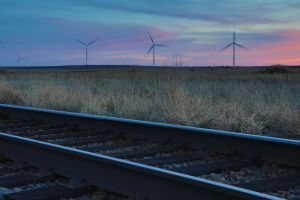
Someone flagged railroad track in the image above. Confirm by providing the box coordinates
[0,155,129,200]
[0,104,299,200]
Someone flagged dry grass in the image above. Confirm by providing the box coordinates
[0,67,299,139]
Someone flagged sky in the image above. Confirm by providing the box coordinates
[0,0,299,66]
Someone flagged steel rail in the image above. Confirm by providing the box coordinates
[0,132,278,200]
[0,104,300,168]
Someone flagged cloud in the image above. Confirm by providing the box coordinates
[62,0,283,25]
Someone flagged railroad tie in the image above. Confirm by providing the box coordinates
[29,130,73,139]
[106,145,178,159]
[0,166,34,177]
[0,174,40,188]
[34,130,101,142]
[235,175,300,192]
[80,143,131,152]
[4,124,53,133]
[172,160,252,176]
[0,173,61,188]
[16,128,69,137]
[53,134,113,146]
[3,184,96,200]
[137,152,205,166]
[49,130,110,140]
[0,122,39,130]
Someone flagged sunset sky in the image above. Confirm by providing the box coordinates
[0,0,299,66]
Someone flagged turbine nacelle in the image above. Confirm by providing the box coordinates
[219,42,248,52]
[76,39,97,47]
[219,32,249,67]
[76,38,97,65]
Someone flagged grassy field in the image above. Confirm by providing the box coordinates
[0,66,299,139]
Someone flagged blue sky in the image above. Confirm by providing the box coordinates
[0,0,299,66]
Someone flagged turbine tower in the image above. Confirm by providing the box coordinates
[220,32,248,67]
[16,50,26,64]
[147,32,167,66]
[76,39,97,65]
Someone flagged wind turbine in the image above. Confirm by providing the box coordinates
[147,32,167,66]
[76,38,97,65]
[16,50,26,64]
[220,32,248,67]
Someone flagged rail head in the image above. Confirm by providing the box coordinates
[0,103,299,145]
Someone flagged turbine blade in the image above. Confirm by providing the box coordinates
[219,43,234,52]
[147,45,154,55]
[148,32,154,44]
[88,39,97,45]
[75,39,86,45]
[236,43,248,50]
[16,50,20,57]
[156,44,167,47]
